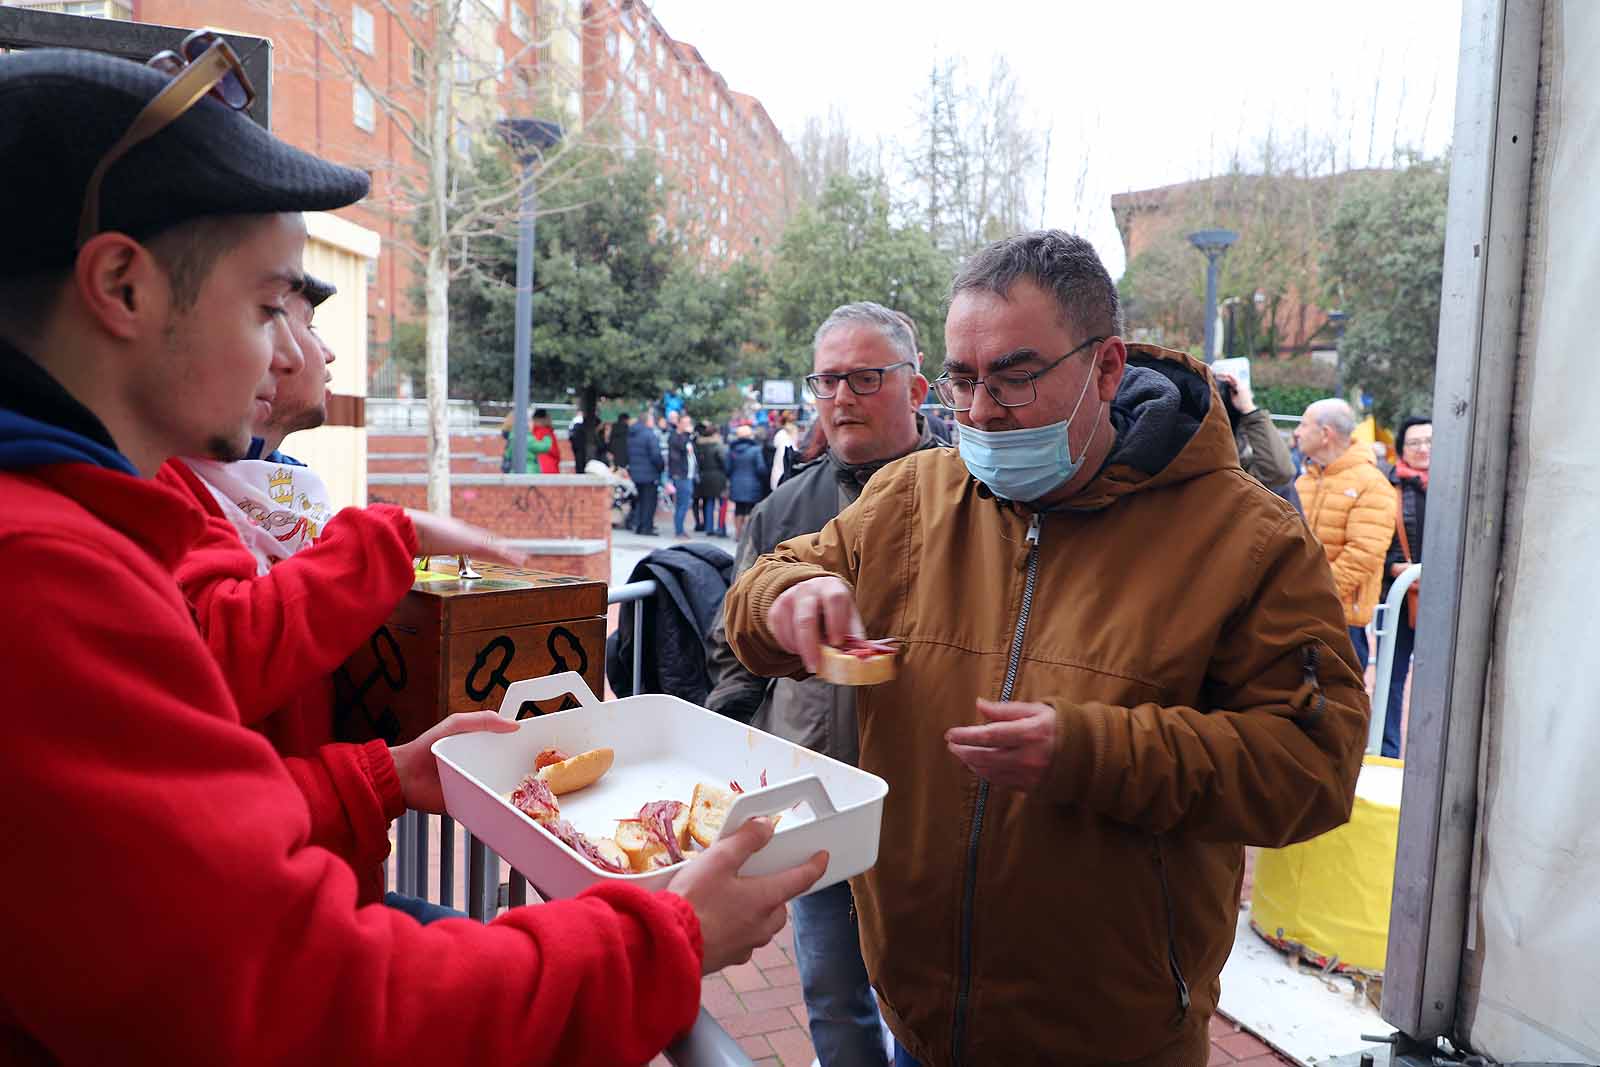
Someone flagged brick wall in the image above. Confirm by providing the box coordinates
[369,432,505,455]
[367,475,611,581]
[367,455,503,475]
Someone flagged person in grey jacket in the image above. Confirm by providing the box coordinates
[706,301,936,1067]
[1215,369,1297,496]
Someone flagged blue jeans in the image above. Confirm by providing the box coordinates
[892,1041,921,1067]
[790,882,887,1067]
[672,477,695,535]
[699,496,725,535]
[383,891,470,925]
[1349,625,1370,672]
[1381,612,1415,758]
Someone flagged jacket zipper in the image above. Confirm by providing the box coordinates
[952,511,1041,1065]
[1153,836,1193,1026]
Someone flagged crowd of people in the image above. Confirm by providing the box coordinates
[0,42,1433,1067]
[584,405,832,541]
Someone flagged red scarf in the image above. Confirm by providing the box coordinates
[1395,459,1429,491]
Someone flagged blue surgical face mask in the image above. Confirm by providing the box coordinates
[955,360,1103,502]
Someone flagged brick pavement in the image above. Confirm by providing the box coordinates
[642,911,1292,1067]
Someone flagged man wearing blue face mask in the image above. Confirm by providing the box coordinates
[723,231,1370,1067]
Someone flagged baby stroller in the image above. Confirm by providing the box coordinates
[588,460,636,529]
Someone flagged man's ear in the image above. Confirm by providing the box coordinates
[72,234,167,343]
[1095,336,1129,403]
[909,372,930,410]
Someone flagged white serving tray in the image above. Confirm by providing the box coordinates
[432,672,888,900]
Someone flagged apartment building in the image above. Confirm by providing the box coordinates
[4,0,795,378]
[581,0,797,261]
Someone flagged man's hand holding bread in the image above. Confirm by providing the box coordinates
[767,578,1058,793]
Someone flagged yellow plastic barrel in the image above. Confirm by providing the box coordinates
[1250,755,1403,973]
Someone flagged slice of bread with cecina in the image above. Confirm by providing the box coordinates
[816,637,900,686]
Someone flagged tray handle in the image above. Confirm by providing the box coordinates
[495,671,600,719]
[718,774,837,841]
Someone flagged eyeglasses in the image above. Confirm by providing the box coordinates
[805,360,914,399]
[76,30,258,248]
[1403,437,1433,450]
[932,336,1105,411]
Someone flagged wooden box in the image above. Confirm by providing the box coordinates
[334,560,607,745]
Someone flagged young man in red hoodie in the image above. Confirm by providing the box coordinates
[159,273,526,914]
[0,47,824,1065]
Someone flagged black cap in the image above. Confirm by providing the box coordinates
[0,49,370,279]
[301,273,337,308]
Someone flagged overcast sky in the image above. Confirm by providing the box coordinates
[651,0,1463,277]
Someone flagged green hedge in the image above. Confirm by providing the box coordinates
[1254,383,1329,420]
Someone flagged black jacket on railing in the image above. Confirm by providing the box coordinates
[606,543,734,704]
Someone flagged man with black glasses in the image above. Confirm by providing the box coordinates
[0,46,824,1063]
[707,301,937,1067]
[724,233,1369,1065]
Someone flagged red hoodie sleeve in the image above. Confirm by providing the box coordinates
[282,740,406,872]
[0,531,702,1066]
[172,498,420,726]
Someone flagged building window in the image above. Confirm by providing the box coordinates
[619,35,634,69]
[353,83,376,131]
[455,117,472,156]
[655,87,665,112]
[655,40,665,65]
[720,206,728,227]
[511,4,531,41]
[710,163,719,184]
[454,53,472,84]
[352,5,375,54]
[655,129,666,152]
[568,28,582,64]
[707,88,716,109]
[720,135,727,156]
[606,32,618,57]
[494,46,504,80]
[721,173,729,194]
[605,78,616,99]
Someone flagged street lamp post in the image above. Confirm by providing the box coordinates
[497,118,563,475]
[1187,228,1239,364]
[1327,309,1349,399]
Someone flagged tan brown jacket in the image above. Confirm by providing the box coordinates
[724,346,1369,1066]
[1295,442,1398,626]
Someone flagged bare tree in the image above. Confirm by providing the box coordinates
[254,0,625,513]
[902,55,1045,257]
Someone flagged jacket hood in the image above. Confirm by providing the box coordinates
[0,339,137,475]
[1063,344,1240,511]
[729,438,761,453]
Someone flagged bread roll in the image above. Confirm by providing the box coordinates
[536,747,614,795]
[688,782,735,848]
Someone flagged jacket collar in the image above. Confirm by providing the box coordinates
[824,413,940,489]
[1308,441,1376,477]
[0,337,137,475]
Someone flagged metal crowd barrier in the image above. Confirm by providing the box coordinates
[388,579,753,1067]
[1369,563,1422,755]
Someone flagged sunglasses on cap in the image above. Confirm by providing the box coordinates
[76,30,260,247]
